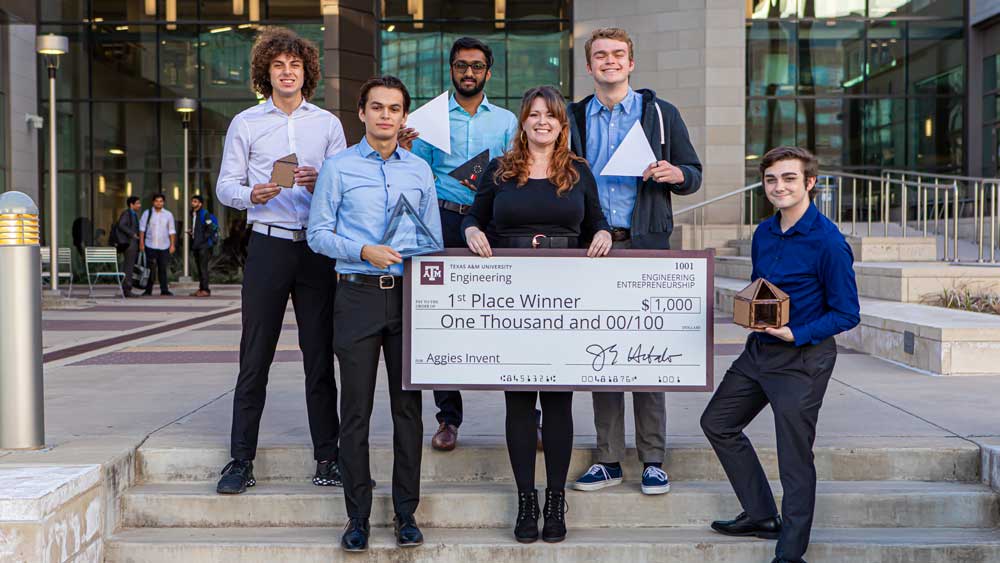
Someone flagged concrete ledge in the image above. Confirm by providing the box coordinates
[106,526,1000,563]
[716,276,1000,375]
[0,465,103,563]
[846,236,938,262]
[982,443,1000,494]
[715,257,1000,303]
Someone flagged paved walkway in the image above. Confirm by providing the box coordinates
[2,282,998,470]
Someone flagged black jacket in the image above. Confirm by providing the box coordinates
[115,209,139,247]
[568,88,702,249]
[191,209,216,250]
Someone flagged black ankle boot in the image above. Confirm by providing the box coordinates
[542,488,567,543]
[514,489,540,543]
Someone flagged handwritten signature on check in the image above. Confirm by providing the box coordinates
[585,343,683,372]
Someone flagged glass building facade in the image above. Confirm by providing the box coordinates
[745,0,965,184]
[37,0,326,251]
[378,1,572,112]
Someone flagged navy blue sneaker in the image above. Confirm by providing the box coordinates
[572,463,623,491]
[641,466,670,495]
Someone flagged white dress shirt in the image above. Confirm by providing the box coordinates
[139,208,177,250]
[216,98,347,229]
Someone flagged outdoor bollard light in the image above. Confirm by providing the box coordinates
[175,97,198,281]
[0,191,45,449]
[36,33,68,293]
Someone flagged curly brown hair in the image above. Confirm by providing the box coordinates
[494,86,585,196]
[250,27,321,100]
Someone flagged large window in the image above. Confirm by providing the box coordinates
[379,1,572,112]
[746,0,965,184]
[38,0,324,251]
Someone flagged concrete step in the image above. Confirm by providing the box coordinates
[106,526,1000,563]
[712,246,740,256]
[121,480,999,529]
[137,441,981,484]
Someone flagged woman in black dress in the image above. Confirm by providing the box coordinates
[462,85,612,543]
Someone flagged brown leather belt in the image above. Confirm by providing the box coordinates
[438,198,471,215]
[340,273,402,290]
[610,228,631,242]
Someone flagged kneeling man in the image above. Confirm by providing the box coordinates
[700,146,860,563]
[308,75,442,552]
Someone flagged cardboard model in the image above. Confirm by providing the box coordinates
[733,278,790,329]
[270,153,298,188]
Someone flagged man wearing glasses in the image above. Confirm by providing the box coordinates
[399,37,518,452]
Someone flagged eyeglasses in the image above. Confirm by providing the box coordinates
[451,61,488,73]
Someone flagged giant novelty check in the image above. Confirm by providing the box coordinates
[403,250,714,391]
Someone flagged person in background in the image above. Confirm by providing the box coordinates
[188,194,218,297]
[139,193,176,296]
[114,196,142,297]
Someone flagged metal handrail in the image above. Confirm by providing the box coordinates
[672,169,1000,263]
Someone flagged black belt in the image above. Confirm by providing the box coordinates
[438,198,471,215]
[502,235,577,249]
[340,273,402,290]
[610,228,631,242]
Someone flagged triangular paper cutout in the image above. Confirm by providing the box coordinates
[448,149,490,184]
[405,91,451,155]
[600,121,657,177]
[380,194,443,258]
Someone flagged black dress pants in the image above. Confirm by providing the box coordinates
[144,247,170,293]
[193,247,211,291]
[700,335,837,563]
[433,206,466,427]
[334,279,422,518]
[120,241,138,293]
[230,231,339,462]
[505,391,573,492]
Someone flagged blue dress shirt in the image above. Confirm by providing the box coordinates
[585,88,644,229]
[751,203,860,347]
[410,93,518,206]
[307,137,443,277]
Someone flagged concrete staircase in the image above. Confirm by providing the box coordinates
[105,441,1000,562]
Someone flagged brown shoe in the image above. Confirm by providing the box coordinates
[189,289,211,297]
[432,422,458,451]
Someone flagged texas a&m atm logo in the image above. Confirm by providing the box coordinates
[420,261,445,285]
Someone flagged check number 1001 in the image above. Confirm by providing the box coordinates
[641,297,701,314]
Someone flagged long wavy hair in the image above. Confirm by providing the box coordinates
[493,86,585,196]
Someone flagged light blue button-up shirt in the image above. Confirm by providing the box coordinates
[410,93,518,206]
[585,88,643,229]
[307,137,443,276]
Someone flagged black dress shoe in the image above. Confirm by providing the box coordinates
[341,517,369,552]
[711,512,781,539]
[216,459,255,494]
[394,513,424,547]
[161,290,174,296]
[312,460,342,487]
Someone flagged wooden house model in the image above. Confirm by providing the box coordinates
[733,278,790,329]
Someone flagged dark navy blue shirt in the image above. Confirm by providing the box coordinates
[751,203,860,347]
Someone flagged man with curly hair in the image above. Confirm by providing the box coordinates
[215,26,347,495]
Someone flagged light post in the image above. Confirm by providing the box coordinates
[0,191,44,449]
[174,98,197,281]
[36,34,68,293]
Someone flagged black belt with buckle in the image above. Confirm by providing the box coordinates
[340,273,402,289]
[610,228,631,242]
[438,198,471,215]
